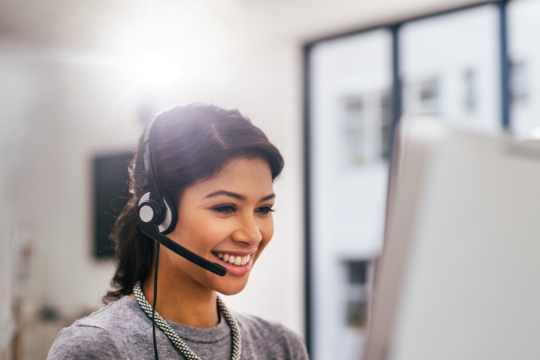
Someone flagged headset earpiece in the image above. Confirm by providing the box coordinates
[138,197,162,223]
[137,191,177,235]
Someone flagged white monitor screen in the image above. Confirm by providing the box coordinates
[365,117,540,360]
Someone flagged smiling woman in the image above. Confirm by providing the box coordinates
[47,104,309,360]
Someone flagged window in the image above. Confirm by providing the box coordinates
[306,3,514,359]
[401,5,500,133]
[509,0,540,138]
[309,29,390,360]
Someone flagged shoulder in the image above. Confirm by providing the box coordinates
[47,297,141,360]
[234,312,292,338]
[234,312,309,359]
[47,324,123,360]
[74,295,143,330]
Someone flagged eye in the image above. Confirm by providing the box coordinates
[212,204,236,215]
[256,206,275,215]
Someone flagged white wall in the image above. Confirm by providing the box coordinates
[0,0,489,348]
[0,40,141,318]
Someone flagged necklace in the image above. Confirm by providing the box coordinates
[133,282,242,360]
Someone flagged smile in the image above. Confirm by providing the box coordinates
[214,252,251,266]
[211,251,254,276]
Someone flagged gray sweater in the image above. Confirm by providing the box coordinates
[47,296,309,359]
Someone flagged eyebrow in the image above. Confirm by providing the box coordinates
[203,190,275,202]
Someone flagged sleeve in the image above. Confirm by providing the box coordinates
[280,326,310,360]
[47,325,124,360]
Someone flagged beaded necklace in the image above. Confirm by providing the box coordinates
[133,282,242,360]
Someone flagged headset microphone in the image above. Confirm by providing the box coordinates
[135,113,227,360]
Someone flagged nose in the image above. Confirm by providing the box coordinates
[231,213,262,246]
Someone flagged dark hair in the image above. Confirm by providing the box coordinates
[103,103,284,303]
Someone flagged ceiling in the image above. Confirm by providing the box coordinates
[0,0,486,53]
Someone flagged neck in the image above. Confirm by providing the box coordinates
[132,252,219,329]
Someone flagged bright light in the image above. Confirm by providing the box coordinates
[130,52,179,85]
[531,127,540,139]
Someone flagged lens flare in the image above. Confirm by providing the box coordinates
[131,52,179,85]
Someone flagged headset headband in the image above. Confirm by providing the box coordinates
[143,115,166,214]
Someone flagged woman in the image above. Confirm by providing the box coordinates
[48,104,309,359]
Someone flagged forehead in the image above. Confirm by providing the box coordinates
[188,157,274,198]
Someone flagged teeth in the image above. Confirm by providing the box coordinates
[215,252,251,266]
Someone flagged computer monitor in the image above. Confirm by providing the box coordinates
[364,116,540,360]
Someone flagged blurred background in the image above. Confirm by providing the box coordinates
[0,0,538,359]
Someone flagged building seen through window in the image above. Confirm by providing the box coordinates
[464,69,477,114]
[403,78,440,114]
[344,96,366,166]
[510,59,527,106]
[343,91,391,167]
[401,5,500,133]
[343,260,370,329]
[419,78,440,112]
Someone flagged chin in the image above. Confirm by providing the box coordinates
[213,277,249,296]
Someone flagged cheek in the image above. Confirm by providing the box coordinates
[261,220,274,242]
[255,218,274,254]
[179,211,229,250]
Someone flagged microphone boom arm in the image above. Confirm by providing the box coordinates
[138,220,228,277]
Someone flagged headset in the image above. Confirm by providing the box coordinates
[136,113,227,359]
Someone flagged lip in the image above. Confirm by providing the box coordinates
[211,251,255,276]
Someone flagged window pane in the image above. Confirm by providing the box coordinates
[401,5,501,133]
[309,29,390,360]
[508,0,540,138]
